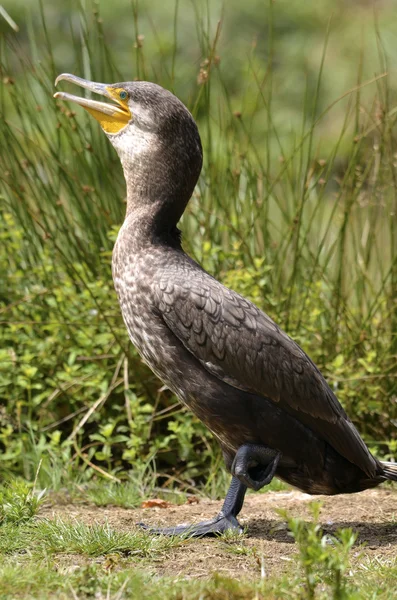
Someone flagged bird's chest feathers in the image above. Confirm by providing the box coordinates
[113,256,156,354]
[112,245,178,386]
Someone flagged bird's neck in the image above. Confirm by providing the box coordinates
[117,208,183,258]
[116,130,202,246]
[121,159,188,242]
[119,184,180,254]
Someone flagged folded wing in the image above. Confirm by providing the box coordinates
[154,261,377,478]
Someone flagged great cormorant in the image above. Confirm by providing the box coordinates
[54,74,397,536]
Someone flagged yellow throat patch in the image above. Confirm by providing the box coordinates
[85,87,131,134]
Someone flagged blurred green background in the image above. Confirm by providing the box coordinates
[4,0,397,132]
[0,0,396,492]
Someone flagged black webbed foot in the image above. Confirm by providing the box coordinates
[231,443,281,491]
[135,444,280,539]
[137,512,243,538]
[137,477,247,538]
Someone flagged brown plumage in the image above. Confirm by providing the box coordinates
[55,74,397,537]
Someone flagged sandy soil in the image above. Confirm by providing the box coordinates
[39,488,397,578]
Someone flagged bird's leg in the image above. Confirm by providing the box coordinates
[137,476,247,537]
[231,443,281,491]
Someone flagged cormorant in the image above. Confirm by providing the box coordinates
[54,74,397,536]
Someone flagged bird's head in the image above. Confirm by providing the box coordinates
[54,74,202,225]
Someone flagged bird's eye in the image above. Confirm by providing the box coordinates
[119,90,128,100]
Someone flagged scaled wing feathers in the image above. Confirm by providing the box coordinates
[156,269,340,421]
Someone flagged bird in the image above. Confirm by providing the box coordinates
[54,73,397,537]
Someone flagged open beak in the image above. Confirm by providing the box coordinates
[54,73,131,134]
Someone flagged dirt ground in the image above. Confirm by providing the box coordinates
[40,488,397,578]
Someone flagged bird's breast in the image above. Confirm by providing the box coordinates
[113,257,163,365]
[112,244,190,401]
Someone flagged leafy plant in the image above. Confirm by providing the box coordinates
[278,502,358,599]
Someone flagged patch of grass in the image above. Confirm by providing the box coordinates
[0,551,396,600]
[0,522,31,554]
[0,560,280,600]
[0,517,185,561]
[357,556,397,597]
[217,526,248,545]
[0,478,45,525]
[0,559,68,600]
[0,480,186,564]
[83,479,191,509]
[78,462,190,508]
[83,479,149,508]
[32,517,184,558]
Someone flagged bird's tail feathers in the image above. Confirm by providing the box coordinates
[381,461,397,482]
